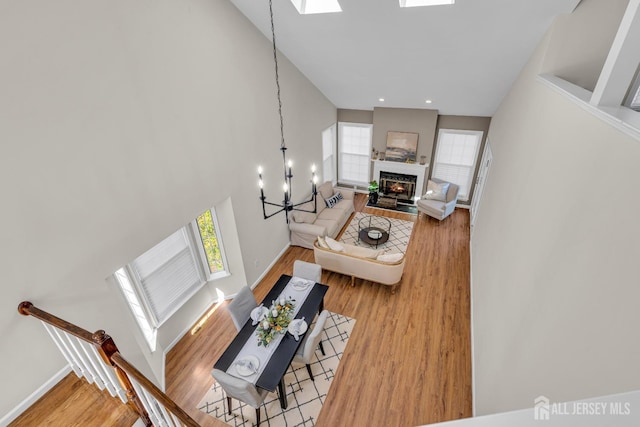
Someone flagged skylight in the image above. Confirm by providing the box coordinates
[399,0,454,7]
[290,0,342,15]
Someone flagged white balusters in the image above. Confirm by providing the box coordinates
[40,320,127,404]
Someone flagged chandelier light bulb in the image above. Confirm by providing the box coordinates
[288,160,293,168]
[259,179,264,189]
[313,175,318,184]
[311,164,316,173]
[258,166,263,174]
[283,182,289,192]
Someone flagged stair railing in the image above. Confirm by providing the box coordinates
[18,301,200,427]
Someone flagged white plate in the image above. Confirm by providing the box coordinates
[291,278,312,290]
[235,355,259,377]
[251,306,269,324]
[287,319,308,336]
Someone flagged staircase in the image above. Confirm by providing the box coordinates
[15,301,201,427]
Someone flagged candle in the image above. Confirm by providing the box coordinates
[272,309,278,318]
[262,320,269,329]
[279,297,285,306]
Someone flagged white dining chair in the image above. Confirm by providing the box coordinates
[293,260,322,283]
[292,310,329,381]
[211,368,270,426]
[227,286,258,331]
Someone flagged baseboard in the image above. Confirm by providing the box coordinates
[0,365,72,426]
[251,242,291,289]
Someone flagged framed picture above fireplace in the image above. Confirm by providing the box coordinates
[385,131,418,163]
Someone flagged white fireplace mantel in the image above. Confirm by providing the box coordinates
[372,160,429,203]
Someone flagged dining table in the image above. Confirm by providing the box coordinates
[213,274,329,409]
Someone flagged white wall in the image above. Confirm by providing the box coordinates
[0,0,335,418]
[471,1,640,416]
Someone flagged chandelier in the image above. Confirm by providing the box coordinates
[258,0,318,224]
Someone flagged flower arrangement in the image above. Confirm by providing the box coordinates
[256,297,296,347]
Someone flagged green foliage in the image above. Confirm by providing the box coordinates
[196,210,224,274]
[256,299,296,347]
[368,180,379,192]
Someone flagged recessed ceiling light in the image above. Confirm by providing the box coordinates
[425,99,432,104]
[399,0,454,8]
[379,98,385,102]
[290,0,342,14]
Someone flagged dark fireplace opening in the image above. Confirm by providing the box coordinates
[379,171,417,204]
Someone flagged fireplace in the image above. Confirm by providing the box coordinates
[379,171,417,204]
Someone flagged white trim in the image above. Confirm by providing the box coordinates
[538,74,640,142]
[0,365,72,426]
[251,243,291,289]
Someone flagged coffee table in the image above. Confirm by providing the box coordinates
[358,215,391,248]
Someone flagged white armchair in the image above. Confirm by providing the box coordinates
[417,178,459,221]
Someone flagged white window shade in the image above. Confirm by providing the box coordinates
[130,229,203,326]
[322,124,336,184]
[432,129,483,202]
[338,122,372,187]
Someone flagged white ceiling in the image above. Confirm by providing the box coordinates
[228,0,581,116]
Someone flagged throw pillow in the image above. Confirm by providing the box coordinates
[345,244,382,259]
[317,181,334,200]
[325,236,345,252]
[325,192,343,208]
[376,252,404,263]
[317,236,330,249]
[423,180,450,202]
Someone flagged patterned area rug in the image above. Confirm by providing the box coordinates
[198,312,355,427]
[340,212,414,254]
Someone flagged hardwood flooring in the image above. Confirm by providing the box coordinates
[165,194,472,427]
[12,193,471,426]
[9,372,139,426]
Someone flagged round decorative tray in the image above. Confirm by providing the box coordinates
[368,230,383,240]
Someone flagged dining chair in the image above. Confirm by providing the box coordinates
[227,286,258,331]
[211,368,270,427]
[292,310,329,381]
[293,260,322,283]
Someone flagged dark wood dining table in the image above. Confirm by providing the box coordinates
[214,274,329,409]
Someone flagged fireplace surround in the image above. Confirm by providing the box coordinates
[372,160,429,205]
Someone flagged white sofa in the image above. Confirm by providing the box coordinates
[313,239,406,292]
[289,182,354,249]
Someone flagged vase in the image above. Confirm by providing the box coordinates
[369,191,379,205]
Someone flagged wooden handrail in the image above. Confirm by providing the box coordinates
[18,301,200,427]
[112,353,200,427]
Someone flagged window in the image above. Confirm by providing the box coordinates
[625,66,640,112]
[114,207,228,351]
[432,129,483,202]
[193,209,228,280]
[322,124,336,184]
[290,0,342,14]
[338,122,373,187]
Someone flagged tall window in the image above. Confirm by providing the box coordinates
[338,122,372,187]
[432,129,483,202]
[114,207,228,351]
[322,124,336,184]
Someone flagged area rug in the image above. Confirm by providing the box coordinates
[340,212,414,254]
[198,312,355,427]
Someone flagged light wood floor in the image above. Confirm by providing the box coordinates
[166,194,472,427]
[12,194,471,426]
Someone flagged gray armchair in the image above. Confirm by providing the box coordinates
[417,178,459,221]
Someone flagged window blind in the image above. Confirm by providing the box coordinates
[432,130,483,202]
[130,229,202,325]
[338,122,372,186]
